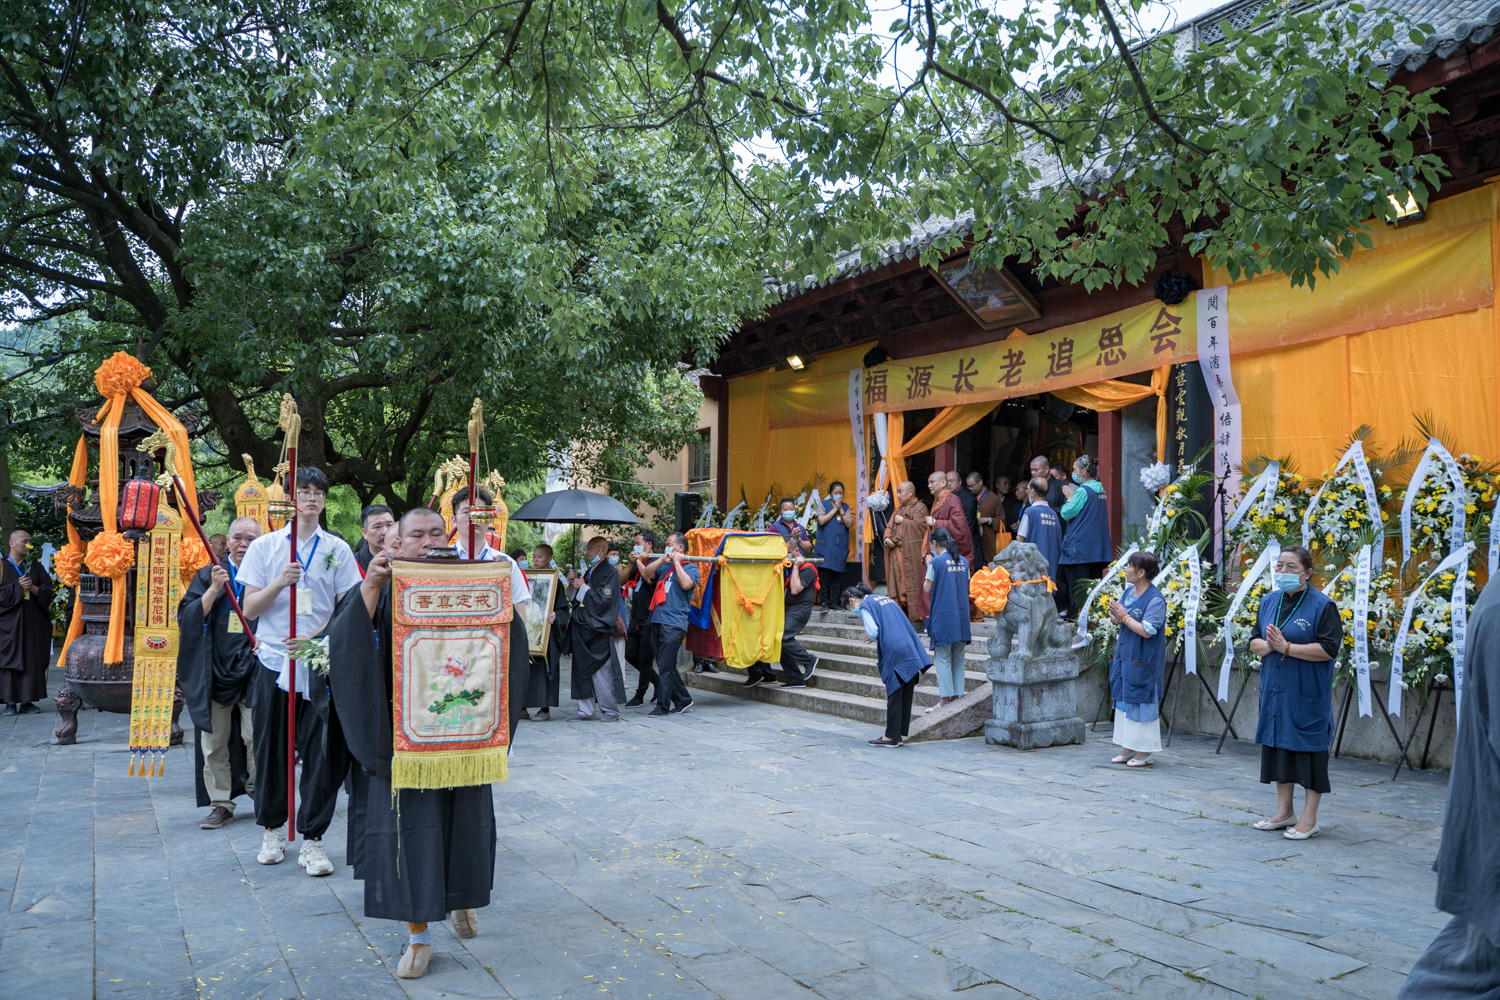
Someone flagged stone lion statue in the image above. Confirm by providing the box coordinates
[986,542,1076,662]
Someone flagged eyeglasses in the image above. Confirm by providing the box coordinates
[296,490,326,500]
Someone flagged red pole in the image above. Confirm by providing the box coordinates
[286,441,298,844]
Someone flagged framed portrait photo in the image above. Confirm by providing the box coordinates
[524,569,559,657]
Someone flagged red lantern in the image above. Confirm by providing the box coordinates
[121,478,162,533]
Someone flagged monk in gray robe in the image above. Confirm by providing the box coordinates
[1398,577,1500,998]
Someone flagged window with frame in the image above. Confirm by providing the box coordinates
[689,428,712,486]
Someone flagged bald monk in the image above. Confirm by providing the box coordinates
[881,482,929,626]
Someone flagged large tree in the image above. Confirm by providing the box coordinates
[339,0,1444,287]
[0,0,775,503]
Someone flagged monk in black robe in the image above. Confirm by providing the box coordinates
[521,543,568,720]
[1,530,52,714]
[568,535,622,720]
[327,506,529,980]
[177,517,261,828]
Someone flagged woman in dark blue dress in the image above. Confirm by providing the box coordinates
[844,583,932,747]
[1247,544,1343,841]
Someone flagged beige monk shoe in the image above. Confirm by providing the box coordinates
[396,943,432,979]
[451,908,478,939]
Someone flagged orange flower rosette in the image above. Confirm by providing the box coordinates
[54,540,87,588]
[85,530,136,579]
[178,535,210,583]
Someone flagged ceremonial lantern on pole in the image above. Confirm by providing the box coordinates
[52,352,217,746]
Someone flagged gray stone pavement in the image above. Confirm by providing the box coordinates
[0,668,1453,1000]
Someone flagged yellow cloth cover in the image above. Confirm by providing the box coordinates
[717,534,787,669]
[129,504,183,777]
[390,558,512,790]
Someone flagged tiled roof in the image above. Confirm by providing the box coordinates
[772,0,1497,302]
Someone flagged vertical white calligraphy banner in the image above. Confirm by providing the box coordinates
[849,369,869,582]
[1182,542,1203,675]
[1352,543,1373,718]
[1195,286,1240,564]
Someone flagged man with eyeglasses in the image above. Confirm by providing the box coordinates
[237,467,362,876]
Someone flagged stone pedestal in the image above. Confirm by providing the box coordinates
[984,651,1085,750]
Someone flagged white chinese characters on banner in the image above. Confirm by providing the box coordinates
[1195,286,1240,562]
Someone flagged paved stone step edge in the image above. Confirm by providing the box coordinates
[683,669,888,727]
[798,632,992,665]
[794,649,987,682]
[706,663,985,704]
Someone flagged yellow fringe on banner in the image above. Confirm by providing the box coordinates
[390,748,508,791]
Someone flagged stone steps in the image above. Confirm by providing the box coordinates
[797,631,991,669]
[698,660,987,706]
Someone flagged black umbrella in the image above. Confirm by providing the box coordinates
[508,489,641,525]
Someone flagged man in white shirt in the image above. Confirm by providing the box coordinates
[237,467,363,875]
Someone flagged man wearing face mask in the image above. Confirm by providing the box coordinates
[811,483,854,609]
[644,533,697,716]
[771,498,812,554]
[569,536,622,721]
[621,530,660,707]
[1058,455,1112,618]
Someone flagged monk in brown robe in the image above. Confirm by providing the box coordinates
[881,481,929,624]
[967,471,1010,565]
[923,471,973,561]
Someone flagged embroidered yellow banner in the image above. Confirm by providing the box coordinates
[766,202,1493,428]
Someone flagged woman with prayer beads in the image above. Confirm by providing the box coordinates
[1106,550,1167,767]
[1247,544,1343,841]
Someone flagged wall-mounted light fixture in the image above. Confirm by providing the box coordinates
[1386,191,1424,225]
[786,354,806,370]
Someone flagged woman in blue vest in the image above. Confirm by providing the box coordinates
[1107,550,1168,767]
[1059,454,1112,618]
[922,528,971,711]
[844,583,932,747]
[812,481,854,608]
[1247,544,1343,841]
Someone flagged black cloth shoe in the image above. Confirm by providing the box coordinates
[625,695,646,708]
[672,698,695,714]
[700,662,720,674]
[781,680,807,689]
[742,675,763,688]
[647,707,670,717]
[17,703,39,715]
[1,704,17,716]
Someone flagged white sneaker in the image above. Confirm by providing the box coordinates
[298,839,334,876]
[257,828,286,865]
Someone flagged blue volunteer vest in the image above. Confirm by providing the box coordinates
[925,550,972,648]
[811,499,850,572]
[1021,503,1062,580]
[1060,481,1113,565]
[1253,586,1337,752]
[1108,584,1168,705]
[865,594,932,695]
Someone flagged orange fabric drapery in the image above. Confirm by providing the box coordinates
[1050,366,1170,460]
[887,401,994,490]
